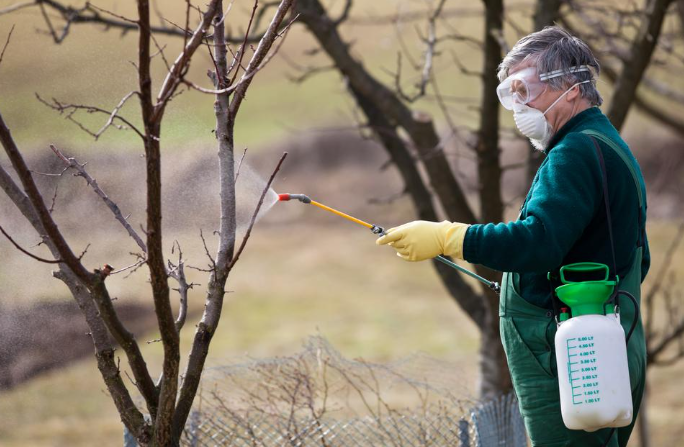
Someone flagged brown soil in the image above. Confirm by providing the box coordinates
[0,300,156,390]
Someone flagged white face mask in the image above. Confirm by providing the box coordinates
[512,80,590,149]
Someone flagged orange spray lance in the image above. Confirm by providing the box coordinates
[278,193,500,293]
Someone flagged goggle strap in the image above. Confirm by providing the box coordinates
[539,65,591,81]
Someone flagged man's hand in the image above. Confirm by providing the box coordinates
[376,220,470,262]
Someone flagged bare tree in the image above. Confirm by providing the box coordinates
[0,0,293,445]
[288,0,509,398]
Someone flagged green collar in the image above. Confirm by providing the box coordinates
[545,106,603,154]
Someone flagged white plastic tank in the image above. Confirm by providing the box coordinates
[555,311,633,431]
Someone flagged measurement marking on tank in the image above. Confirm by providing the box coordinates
[566,336,600,405]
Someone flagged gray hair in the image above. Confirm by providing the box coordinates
[498,26,603,106]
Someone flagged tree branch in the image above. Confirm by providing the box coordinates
[0,24,15,70]
[36,94,145,140]
[0,1,33,16]
[228,0,294,117]
[153,0,221,120]
[562,16,684,138]
[168,241,191,333]
[0,126,153,442]
[350,84,486,328]
[229,152,287,270]
[173,2,293,439]
[228,0,259,87]
[50,144,147,253]
[0,112,93,284]
[0,223,62,263]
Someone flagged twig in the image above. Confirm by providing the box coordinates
[31,166,69,177]
[333,0,352,25]
[111,259,148,276]
[182,79,241,95]
[186,15,295,97]
[216,0,235,27]
[49,182,59,213]
[451,51,482,77]
[183,0,192,49]
[416,0,447,99]
[644,222,684,339]
[229,0,259,86]
[0,1,34,16]
[93,91,139,139]
[229,0,294,116]
[228,152,287,270]
[168,240,190,333]
[279,50,334,84]
[234,147,248,183]
[36,94,145,140]
[49,144,147,253]
[199,229,217,272]
[77,242,90,260]
[150,34,171,71]
[88,3,137,24]
[0,24,15,70]
[39,1,67,43]
[0,223,63,264]
[153,0,222,112]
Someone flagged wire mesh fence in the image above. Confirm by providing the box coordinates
[181,395,525,447]
[125,337,527,446]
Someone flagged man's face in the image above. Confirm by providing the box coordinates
[507,62,582,131]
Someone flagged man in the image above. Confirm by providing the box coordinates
[377,26,649,447]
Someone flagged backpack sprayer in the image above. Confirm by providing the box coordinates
[550,263,639,434]
[277,193,500,294]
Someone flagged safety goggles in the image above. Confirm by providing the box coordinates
[496,65,591,110]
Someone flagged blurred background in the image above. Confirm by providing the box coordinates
[0,0,683,445]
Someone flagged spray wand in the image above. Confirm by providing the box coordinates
[278,193,500,294]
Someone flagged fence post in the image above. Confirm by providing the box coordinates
[123,426,138,447]
[459,417,471,447]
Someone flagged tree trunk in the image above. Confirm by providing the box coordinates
[526,0,565,186]
[294,0,512,397]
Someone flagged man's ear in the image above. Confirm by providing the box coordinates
[565,84,581,101]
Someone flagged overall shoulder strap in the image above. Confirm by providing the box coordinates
[587,136,618,283]
[580,129,646,248]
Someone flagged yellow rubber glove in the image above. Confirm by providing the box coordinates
[376,220,470,262]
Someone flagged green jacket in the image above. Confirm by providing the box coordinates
[463,107,650,308]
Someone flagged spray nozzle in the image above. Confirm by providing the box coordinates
[278,193,312,204]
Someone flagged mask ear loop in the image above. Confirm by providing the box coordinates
[542,80,592,115]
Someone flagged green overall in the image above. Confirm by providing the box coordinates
[499,131,647,447]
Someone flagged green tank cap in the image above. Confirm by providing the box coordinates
[553,263,618,317]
